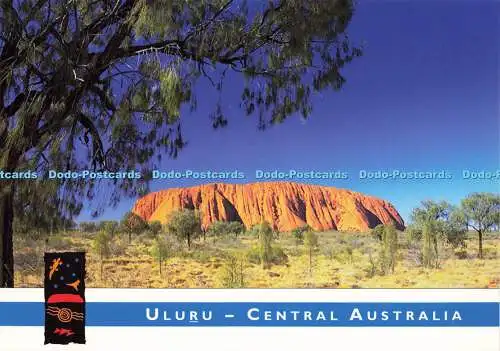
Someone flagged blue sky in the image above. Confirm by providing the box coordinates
[80,1,499,224]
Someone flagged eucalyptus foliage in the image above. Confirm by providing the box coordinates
[0,0,361,286]
[459,193,499,259]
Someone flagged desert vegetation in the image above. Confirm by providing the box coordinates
[13,193,499,289]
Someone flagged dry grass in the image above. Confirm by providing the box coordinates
[13,230,499,288]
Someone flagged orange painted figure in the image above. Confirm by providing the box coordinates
[66,279,81,292]
[48,258,63,280]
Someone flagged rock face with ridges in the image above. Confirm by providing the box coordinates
[132,182,405,232]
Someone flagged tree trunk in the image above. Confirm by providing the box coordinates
[0,186,14,287]
[478,231,483,259]
[187,235,191,250]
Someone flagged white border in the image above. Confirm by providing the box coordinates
[1,288,498,302]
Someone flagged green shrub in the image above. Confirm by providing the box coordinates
[379,224,398,275]
[422,222,439,268]
[246,245,288,266]
[371,224,385,241]
[218,254,245,288]
[100,221,120,237]
[365,251,377,278]
[291,224,312,244]
[442,222,467,249]
[92,231,111,258]
[330,243,357,265]
[207,221,245,241]
[405,225,423,244]
[150,236,172,275]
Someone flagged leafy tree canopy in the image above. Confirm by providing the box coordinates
[0,0,361,286]
[459,193,499,233]
[459,192,499,258]
[165,209,202,248]
[410,200,467,248]
[121,211,148,233]
[1,0,361,216]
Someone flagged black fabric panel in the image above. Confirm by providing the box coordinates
[44,252,86,345]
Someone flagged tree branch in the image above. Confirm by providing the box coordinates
[77,112,105,170]
[89,85,116,112]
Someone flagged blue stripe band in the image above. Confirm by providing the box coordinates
[1,302,498,327]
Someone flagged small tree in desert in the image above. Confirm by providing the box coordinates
[207,221,225,243]
[379,224,398,275]
[459,193,500,259]
[92,230,111,280]
[258,221,274,269]
[292,224,312,245]
[422,221,439,269]
[103,221,119,238]
[219,253,245,288]
[150,236,171,276]
[410,200,467,267]
[304,230,319,275]
[121,212,149,243]
[166,209,202,250]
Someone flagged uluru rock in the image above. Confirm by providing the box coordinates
[132,182,405,232]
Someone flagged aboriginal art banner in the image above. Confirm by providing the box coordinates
[44,252,86,345]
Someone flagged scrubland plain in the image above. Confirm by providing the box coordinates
[14,230,499,289]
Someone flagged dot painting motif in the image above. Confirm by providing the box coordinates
[44,252,86,345]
